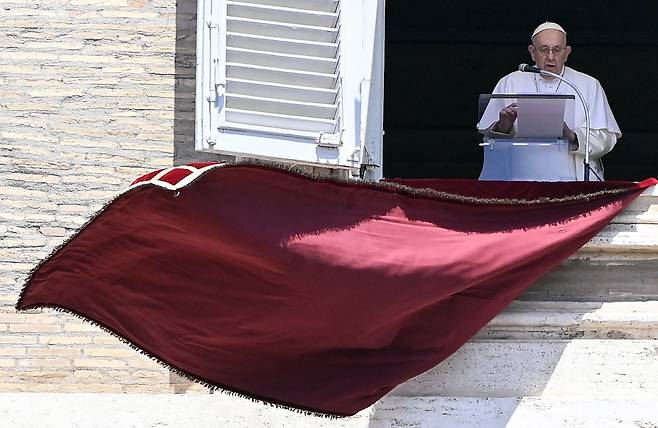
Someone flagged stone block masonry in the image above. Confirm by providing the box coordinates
[0,0,213,393]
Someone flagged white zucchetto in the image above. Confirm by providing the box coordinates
[531,22,566,40]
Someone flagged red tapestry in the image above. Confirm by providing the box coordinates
[16,163,656,416]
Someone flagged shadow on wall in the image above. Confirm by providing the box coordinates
[365,340,572,427]
[365,266,656,426]
[173,0,229,166]
[169,371,204,394]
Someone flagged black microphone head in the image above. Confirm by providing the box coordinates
[518,63,542,73]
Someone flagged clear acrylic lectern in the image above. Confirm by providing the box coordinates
[477,94,576,181]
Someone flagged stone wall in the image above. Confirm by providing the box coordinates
[0,0,213,393]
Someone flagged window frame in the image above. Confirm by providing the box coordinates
[195,0,384,179]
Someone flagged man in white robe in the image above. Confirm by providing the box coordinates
[477,22,621,181]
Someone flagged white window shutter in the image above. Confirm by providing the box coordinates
[196,0,384,178]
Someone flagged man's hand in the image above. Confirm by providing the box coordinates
[562,123,578,150]
[562,123,577,141]
[493,103,518,134]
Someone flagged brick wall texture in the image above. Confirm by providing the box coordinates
[0,0,212,393]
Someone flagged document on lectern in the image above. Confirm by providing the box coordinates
[477,94,576,139]
[516,95,568,138]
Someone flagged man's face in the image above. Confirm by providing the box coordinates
[528,29,571,74]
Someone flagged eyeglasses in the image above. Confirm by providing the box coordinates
[533,45,565,56]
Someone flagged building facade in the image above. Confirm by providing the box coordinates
[1,1,657,426]
[1,0,210,395]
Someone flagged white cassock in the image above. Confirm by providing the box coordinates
[477,66,621,181]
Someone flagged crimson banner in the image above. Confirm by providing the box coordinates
[17,163,656,416]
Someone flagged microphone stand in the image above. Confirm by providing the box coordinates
[520,66,591,181]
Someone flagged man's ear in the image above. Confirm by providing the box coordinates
[564,45,572,63]
[528,44,536,63]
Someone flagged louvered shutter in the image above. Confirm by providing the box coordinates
[196,0,384,178]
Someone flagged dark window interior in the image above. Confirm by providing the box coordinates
[384,2,658,180]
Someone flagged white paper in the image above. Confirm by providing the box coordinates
[515,97,566,138]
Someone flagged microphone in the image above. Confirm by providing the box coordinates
[518,63,542,74]
[516,63,594,181]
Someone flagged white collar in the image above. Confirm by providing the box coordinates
[536,66,565,81]
[534,66,565,92]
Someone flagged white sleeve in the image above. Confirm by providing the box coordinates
[570,128,617,159]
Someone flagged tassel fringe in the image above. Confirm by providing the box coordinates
[129,159,638,206]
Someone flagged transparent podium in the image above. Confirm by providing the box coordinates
[477,94,577,182]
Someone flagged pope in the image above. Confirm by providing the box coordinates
[477,22,621,181]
